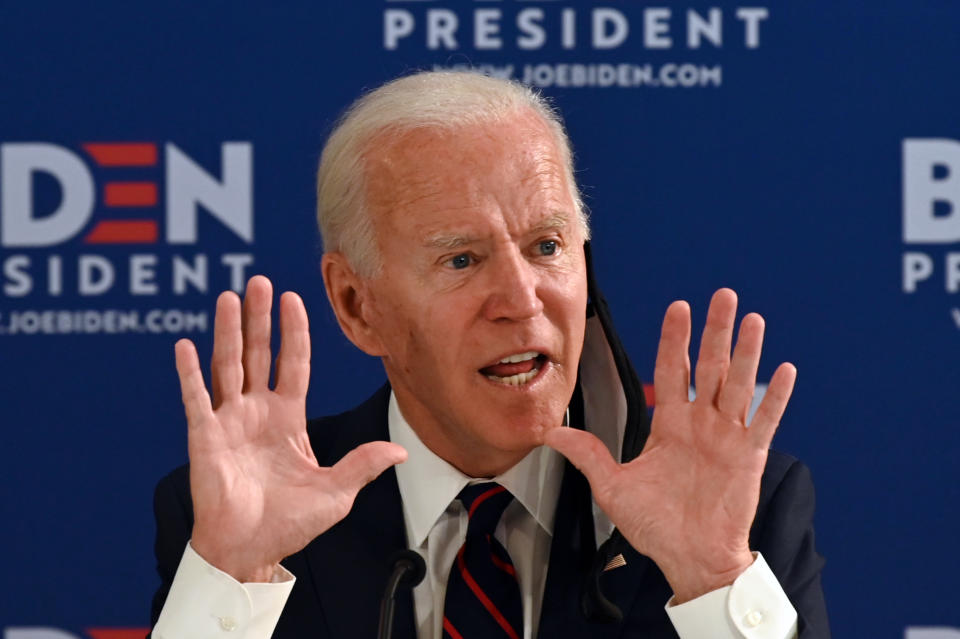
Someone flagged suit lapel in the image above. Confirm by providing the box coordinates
[538,460,656,639]
[300,385,418,639]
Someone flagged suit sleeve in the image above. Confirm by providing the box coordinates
[151,468,194,627]
[751,459,830,638]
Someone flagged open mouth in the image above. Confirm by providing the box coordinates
[479,351,549,386]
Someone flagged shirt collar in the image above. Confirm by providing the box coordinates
[388,391,564,549]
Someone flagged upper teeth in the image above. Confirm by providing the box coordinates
[498,351,540,364]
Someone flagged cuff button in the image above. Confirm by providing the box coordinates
[218,616,238,632]
[744,610,764,628]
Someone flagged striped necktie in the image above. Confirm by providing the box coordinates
[442,482,523,639]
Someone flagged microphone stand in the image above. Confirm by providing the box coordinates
[378,549,427,639]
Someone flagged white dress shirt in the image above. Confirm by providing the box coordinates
[153,391,798,639]
[388,392,564,639]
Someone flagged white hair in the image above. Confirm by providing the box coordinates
[316,70,589,276]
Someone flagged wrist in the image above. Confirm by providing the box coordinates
[661,549,755,604]
[191,534,278,583]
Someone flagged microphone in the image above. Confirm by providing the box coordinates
[377,549,427,639]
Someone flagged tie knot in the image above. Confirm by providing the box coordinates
[457,482,513,536]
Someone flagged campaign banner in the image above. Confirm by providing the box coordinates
[1,2,957,637]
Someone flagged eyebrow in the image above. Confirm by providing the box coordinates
[423,211,571,250]
[423,233,475,250]
[531,211,571,235]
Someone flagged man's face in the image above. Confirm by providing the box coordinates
[358,110,588,476]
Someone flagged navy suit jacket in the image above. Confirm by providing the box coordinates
[151,385,830,638]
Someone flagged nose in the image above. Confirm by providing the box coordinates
[481,247,544,322]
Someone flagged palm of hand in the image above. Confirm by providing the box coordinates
[545,289,796,601]
[188,391,343,575]
[598,400,768,579]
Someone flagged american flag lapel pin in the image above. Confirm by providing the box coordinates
[603,553,627,572]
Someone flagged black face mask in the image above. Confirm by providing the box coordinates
[576,240,651,624]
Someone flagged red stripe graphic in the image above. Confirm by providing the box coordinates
[84,220,158,244]
[443,617,465,639]
[104,182,157,207]
[83,143,157,166]
[456,547,520,639]
[643,383,655,407]
[87,630,151,639]
[490,551,516,577]
[468,485,506,518]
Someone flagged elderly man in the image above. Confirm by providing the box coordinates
[150,71,828,638]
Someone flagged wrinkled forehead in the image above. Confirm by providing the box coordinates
[360,112,577,239]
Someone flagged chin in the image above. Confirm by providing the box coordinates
[477,402,568,451]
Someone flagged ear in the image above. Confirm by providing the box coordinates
[321,252,386,356]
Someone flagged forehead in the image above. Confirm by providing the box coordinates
[362,111,576,240]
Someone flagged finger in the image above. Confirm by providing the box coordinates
[716,312,764,422]
[653,300,692,406]
[275,291,311,398]
[210,291,243,407]
[543,427,619,492]
[748,362,797,448]
[241,275,274,392]
[331,441,408,496]
[694,288,737,404]
[174,338,213,427]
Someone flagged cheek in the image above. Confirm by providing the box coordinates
[546,273,588,339]
[364,285,418,363]
[372,291,464,375]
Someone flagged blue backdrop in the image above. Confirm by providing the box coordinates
[1,2,958,637]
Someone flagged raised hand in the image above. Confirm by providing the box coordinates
[174,275,407,582]
[544,288,796,603]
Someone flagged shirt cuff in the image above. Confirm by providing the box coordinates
[664,553,798,639]
[153,541,295,639]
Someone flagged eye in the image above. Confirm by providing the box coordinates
[448,253,472,270]
[537,240,558,256]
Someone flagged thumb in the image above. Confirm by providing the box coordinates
[544,427,618,490]
[332,441,408,495]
